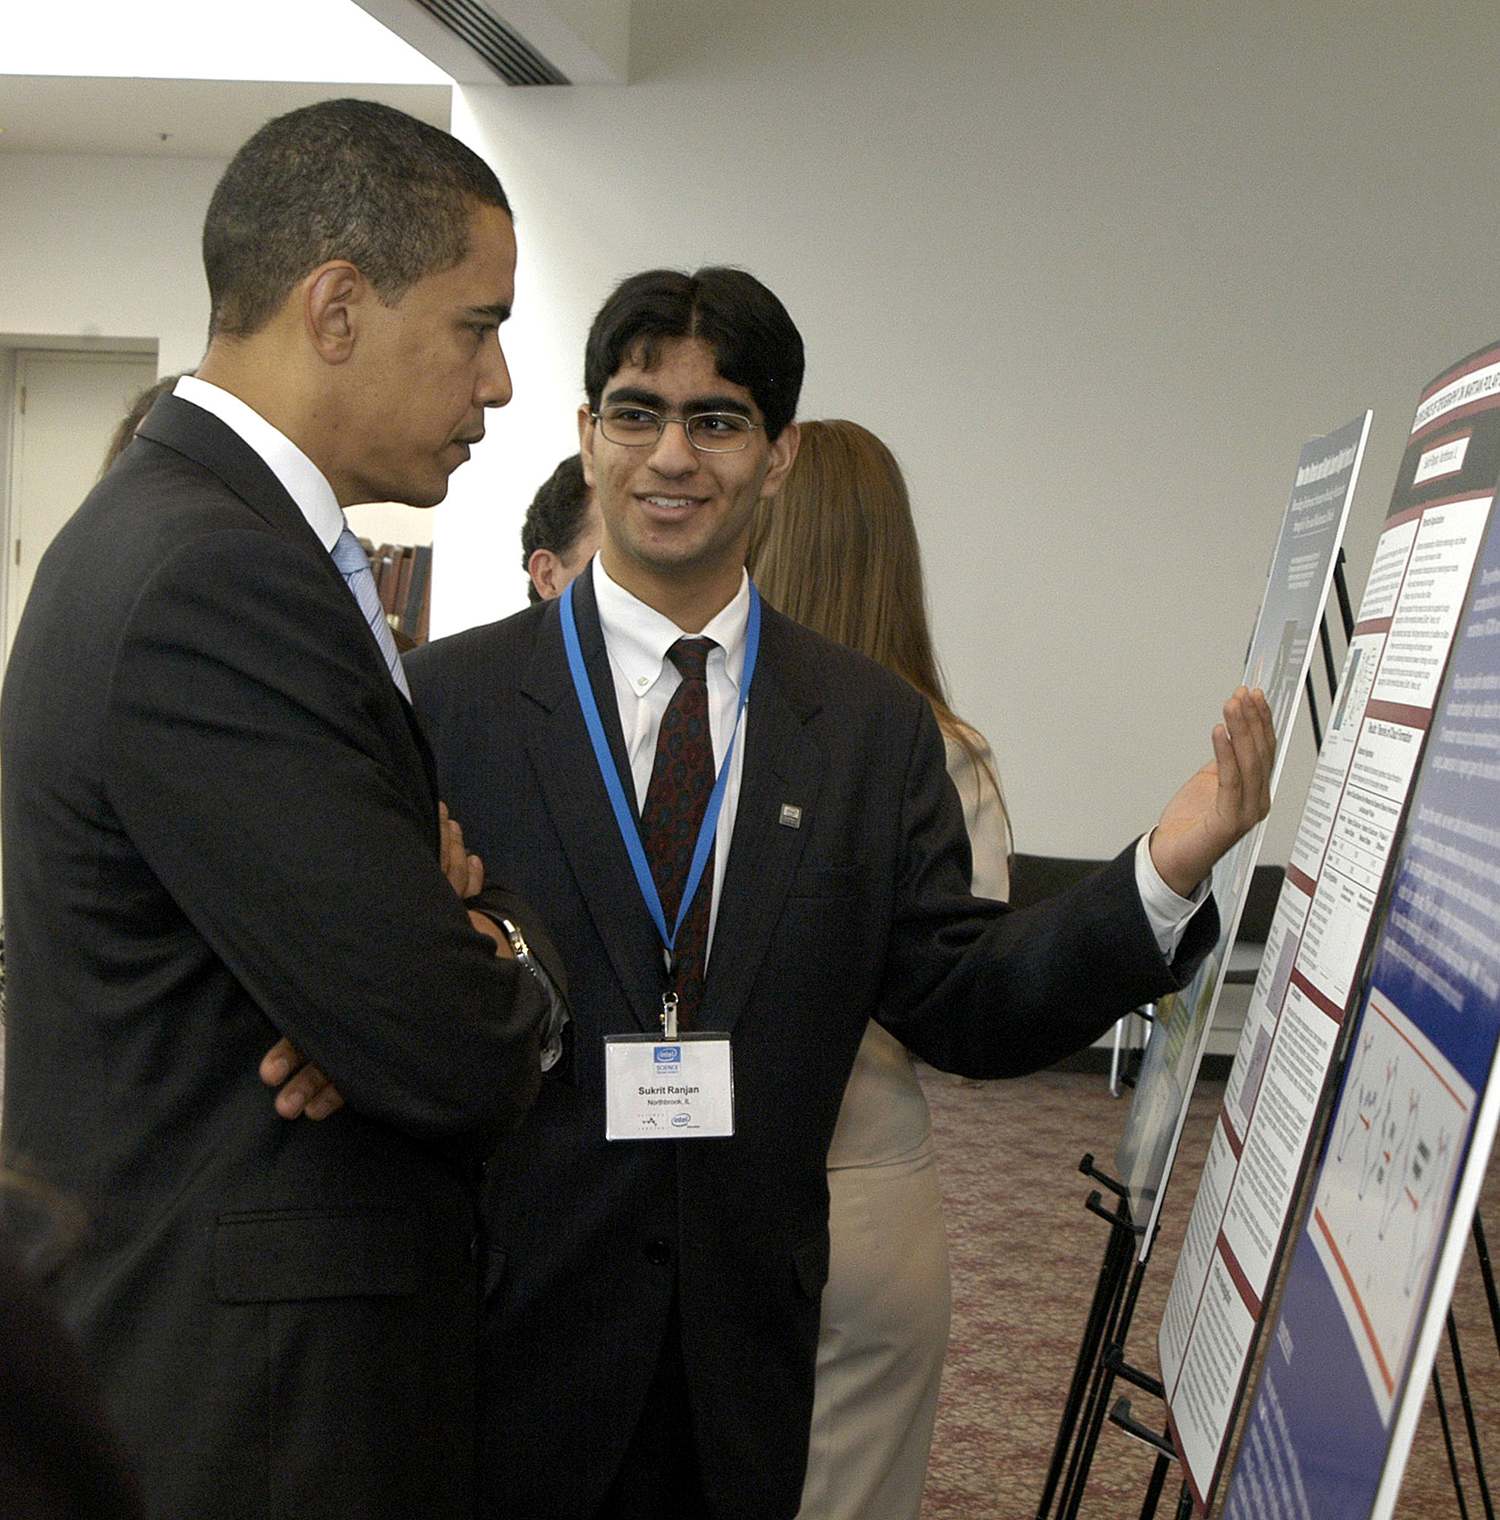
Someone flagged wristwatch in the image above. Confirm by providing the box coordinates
[499,917,568,1073]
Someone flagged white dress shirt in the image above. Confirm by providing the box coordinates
[589,557,1204,962]
[173,375,346,552]
[172,376,416,697]
[592,557,750,958]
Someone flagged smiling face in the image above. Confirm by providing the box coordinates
[335,200,517,508]
[580,336,798,630]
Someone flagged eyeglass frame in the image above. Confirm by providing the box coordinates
[590,404,766,454]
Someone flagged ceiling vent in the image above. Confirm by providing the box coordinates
[411,0,569,85]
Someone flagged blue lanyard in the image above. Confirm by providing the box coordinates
[559,577,760,957]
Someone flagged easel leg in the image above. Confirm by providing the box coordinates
[1138,1446,1172,1520]
[1474,1211,1500,1355]
[1432,1362,1473,1520]
[1446,1309,1495,1520]
[1059,1254,1151,1520]
[1036,1174,1135,1520]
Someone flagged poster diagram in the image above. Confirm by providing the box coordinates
[1312,990,1470,1423]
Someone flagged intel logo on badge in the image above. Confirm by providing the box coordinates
[654,1045,681,1070]
[671,1112,692,1126]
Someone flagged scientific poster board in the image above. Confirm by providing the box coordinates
[1157,342,1500,1511]
[1116,414,1371,1246]
[1220,372,1500,1520]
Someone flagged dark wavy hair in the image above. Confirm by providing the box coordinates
[520,455,592,604]
[203,98,510,341]
[583,267,803,442]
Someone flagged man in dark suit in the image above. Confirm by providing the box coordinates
[403,266,1275,1520]
[1,99,552,1519]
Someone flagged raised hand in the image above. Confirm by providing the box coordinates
[1149,686,1274,898]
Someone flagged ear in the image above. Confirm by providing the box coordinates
[303,261,365,366]
[577,404,597,486]
[758,420,800,500]
[528,548,563,601]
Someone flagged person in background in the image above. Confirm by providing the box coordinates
[99,375,184,476]
[748,417,1008,1520]
[521,453,603,601]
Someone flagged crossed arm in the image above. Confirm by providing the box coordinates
[260,803,512,1121]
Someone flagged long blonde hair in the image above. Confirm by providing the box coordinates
[748,418,1010,851]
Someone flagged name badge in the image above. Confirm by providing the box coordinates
[604,1033,734,1140]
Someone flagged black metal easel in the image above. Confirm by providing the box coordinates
[1430,1215,1500,1520]
[1035,1155,1141,1519]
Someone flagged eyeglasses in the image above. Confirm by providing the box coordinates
[593,405,763,453]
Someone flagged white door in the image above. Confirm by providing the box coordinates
[5,350,158,662]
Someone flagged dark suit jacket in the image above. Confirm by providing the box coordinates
[405,568,1217,1520]
[0,395,547,1520]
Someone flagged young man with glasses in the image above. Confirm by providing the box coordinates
[402,265,1274,1520]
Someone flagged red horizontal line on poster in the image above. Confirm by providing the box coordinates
[1218,1231,1263,1319]
[1221,1107,1245,1159]
[1365,700,1431,730]
[1289,967,1345,1023]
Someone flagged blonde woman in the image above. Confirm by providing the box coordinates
[749,419,1010,1520]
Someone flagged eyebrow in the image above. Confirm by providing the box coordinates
[468,303,512,324]
[602,384,753,418]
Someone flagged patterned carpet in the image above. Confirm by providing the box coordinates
[919,1066,1500,1519]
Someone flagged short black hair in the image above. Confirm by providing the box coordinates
[520,455,591,604]
[583,267,804,442]
[203,97,511,341]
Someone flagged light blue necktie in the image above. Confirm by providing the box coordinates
[331,527,411,698]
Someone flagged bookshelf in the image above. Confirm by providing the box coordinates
[355,539,432,648]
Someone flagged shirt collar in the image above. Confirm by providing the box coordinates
[174,375,346,551]
[591,558,751,695]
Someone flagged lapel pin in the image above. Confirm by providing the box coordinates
[779,803,802,829]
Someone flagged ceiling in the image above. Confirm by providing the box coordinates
[0,0,629,157]
[0,76,452,159]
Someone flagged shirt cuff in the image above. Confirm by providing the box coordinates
[1135,831,1210,959]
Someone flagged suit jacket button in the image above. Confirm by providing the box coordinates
[642,1238,671,1266]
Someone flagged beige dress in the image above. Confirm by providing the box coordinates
[796,734,1009,1520]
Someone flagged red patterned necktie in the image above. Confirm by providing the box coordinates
[640,637,716,1029]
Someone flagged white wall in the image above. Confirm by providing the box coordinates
[0,153,221,374]
[436,0,1500,860]
[4,1,1500,860]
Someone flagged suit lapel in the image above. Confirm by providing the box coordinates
[138,393,440,818]
[522,570,665,1033]
[137,393,322,548]
[704,608,823,1034]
